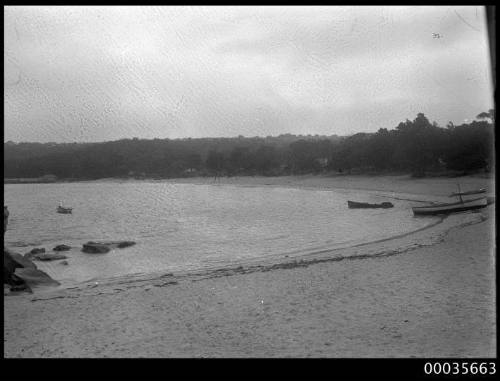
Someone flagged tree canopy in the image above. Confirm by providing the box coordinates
[4,112,494,180]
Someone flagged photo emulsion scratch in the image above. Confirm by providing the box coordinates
[3,5,496,369]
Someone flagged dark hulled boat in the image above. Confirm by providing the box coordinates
[347,201,394,209]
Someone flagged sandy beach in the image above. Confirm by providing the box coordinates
[4,174,496,357]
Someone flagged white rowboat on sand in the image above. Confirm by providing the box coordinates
[412,197,487,216]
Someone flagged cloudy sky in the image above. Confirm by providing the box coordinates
[4,6,494,143]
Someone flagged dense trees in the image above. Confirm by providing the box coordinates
[443,120,494,172]
[327,112,494,177]
[4,112,494,180]
[391,113,448,176]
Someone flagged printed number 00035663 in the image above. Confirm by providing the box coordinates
[424,362,496,376]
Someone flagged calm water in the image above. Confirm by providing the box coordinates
[4,181,437,285]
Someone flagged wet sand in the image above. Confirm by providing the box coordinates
[4,174,496,357]
[166,173,494,199]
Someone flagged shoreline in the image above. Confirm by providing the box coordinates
[5,174,487,291]
[6,172,493,194]
[28,210,481,298]
[4,174,496,357]
[18,206,483,298]
[4,171,494,186]
[165,173,495,197]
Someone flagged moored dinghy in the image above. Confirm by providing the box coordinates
[57,202,72,214]
[347,201,394,209]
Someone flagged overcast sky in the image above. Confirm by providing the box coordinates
[4,6,494,143]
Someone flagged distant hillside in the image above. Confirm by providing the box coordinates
[4,134,340,180]
[3,113,494,180]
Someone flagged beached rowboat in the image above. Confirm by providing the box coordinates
[412,197,487,216]
[449,188,486,197]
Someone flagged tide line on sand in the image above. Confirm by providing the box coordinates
[26,209,485,301]
[4,205,495,358]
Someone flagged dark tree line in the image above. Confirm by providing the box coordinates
[4,112,494,180]
[329,112,494,176]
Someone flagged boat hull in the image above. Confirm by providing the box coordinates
[450,188,486,197]
[412,197,487,216]
[348,201,394,209]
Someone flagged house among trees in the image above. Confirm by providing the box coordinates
[40,174,57,182]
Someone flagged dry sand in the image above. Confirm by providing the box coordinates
[3,174,496,357]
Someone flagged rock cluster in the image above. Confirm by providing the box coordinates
[4,248,60,292]
[53,244,71,251]
[82,242,111,253]
[3,207,137,293]
[30,247,46,255]
[32,253,68,261]
[82,241,136,254]
[25,246,69,261]
[3,207,60,293]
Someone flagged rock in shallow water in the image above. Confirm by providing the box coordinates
[4,249,29,287]
[14,267,60,288]
[4,208,60,292]
[30,247,46,255]
[82,241,136,253]
[7,250,37,269]
[82,242,111,254]
[116,241,136,248]
[32,253,68,261]
[4,248,60,291]
[53,244,71,252]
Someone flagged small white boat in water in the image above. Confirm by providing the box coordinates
[57,204,72,214]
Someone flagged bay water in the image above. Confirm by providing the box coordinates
[4,181,437,285]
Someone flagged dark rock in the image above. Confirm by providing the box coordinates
[30,247,46,255]
[24,252,34,260]
[14,267,60,288]
[60,260,69,266]
[7,249,38,269]
[82,240,136,253]
[96,240,136,249]
[5,249,37,290]
[116,241,136,249]
[9,283,30,293]
[5,251,59,291]
[33,253,68,261]
[4,250,25,286]
[53,244,71,252]
[4,209,59,292]
[82,242,111,254]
